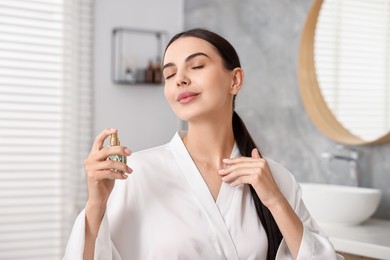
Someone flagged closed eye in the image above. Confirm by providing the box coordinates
[165,73,176,80]
[192,65,204,69]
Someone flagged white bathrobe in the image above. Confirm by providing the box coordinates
[63,132,342,260]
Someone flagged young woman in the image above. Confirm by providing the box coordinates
[64,28,342,260]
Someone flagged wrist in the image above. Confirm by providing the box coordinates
[264,193,288,213]
[86,200,107,217]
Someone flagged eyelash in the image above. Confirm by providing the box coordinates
[192,65,204,69]
[165,65,204,80]
[165,74,175,80]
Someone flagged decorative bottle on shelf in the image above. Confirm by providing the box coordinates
[106,132,127,172]
[153,57,162,84]
[125,67,136,84]
[145,60,154,83]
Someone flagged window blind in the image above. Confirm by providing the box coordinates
[0,0,93,259]
[314,0,390,140]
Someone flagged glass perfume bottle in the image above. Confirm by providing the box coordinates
[107,132,127,172]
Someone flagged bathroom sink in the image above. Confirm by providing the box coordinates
[300,183,381,226]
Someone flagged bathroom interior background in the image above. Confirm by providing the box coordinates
[94,0,389,219]
[2,1,389,259]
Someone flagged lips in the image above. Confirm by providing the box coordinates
[177,91,199,104]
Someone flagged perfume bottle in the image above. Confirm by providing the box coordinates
[107,132,127,172]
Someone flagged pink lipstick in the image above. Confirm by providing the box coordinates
[177,92,199,104]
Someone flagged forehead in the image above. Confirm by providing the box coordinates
[163,36,218,63]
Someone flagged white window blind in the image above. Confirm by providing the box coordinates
[0,0,93,259]
[315,0,390,140]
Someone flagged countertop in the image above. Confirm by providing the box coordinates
[321,218,390,260]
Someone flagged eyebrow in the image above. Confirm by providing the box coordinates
[162,52,210,71]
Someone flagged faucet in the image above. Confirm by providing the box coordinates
[322,146,359,186]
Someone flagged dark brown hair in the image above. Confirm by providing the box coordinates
[164,28,283,259]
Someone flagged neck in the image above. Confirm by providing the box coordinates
[183,114,235,168]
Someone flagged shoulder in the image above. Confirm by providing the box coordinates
[126,132,184,171]
[128,142,174,164]
[125,142,180,179]
[265,157,295,182]
[129,143,169,162]
[265,157,302,206]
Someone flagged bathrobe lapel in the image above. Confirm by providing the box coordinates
[169,133,240,260]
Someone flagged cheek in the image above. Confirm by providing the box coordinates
[164,84,172,101]
[206,73,231,97]
[164,83,176,108]
[163,84,168,100]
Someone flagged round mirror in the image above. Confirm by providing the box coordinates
[298,0,390,145]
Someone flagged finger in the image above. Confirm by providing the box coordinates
[90,159,132,173]
[93,146,132,161]
[91,128,117,152]
[219,161,264,175]
[230,175,253,187]
[251,148,261,158]
[221,167,259,182]
[92,169,129,180]
[223,156,264,165]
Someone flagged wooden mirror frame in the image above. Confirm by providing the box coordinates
[298,0,390,145]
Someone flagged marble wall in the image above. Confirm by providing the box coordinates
[184,0,390,219]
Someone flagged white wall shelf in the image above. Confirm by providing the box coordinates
[111,27,167,85]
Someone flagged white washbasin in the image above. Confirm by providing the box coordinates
[300,183,381,226]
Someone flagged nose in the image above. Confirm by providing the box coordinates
[175,70,190,87]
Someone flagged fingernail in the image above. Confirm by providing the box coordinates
[109,128,117,131]
[222,159,229,162]
[125,148,131,155]
[218,169,225,173]
[122,173,128,179]
[127,167,132,173]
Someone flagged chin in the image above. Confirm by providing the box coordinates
[171,107,193,120]
[172,105,212,122]
[174,111,201,122]
[176,114,192,122]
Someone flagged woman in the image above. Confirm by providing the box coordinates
[64,28,342,260]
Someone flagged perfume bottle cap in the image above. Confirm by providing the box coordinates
[110,132,120,146]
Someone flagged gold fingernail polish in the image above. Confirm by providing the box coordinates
[107,132,127,172]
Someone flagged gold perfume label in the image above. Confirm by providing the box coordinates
[107,154,127,173]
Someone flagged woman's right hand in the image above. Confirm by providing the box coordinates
[84,128,132,206]
[83,128,131,260]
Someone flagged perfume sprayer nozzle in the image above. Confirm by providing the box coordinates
[110,132,120,146]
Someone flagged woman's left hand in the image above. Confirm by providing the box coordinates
[218,148,284,208]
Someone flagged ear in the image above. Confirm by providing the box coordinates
[230,68,244,95]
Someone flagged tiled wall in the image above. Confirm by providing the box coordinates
[184,0,390,219]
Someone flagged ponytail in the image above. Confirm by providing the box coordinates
[232,111,283,260]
